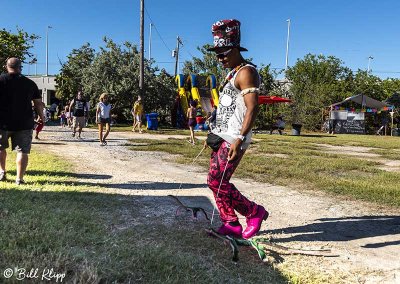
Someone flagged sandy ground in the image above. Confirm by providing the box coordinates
[33,126,400,283]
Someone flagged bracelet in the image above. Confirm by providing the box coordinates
[237,135,246,142]
[240,87,260,97]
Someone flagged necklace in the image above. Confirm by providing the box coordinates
[219,62,247,92]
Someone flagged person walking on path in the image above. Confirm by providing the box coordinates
[65,103,72,128]
[60,110,67,127]
[96,93,112,146]
[132,96,144,133]
[205,19,268,239]
[0,57,44,185]
[187,100,197,144]
[49,102,58,120]
[34,102,47,139]
[69,91,88,139]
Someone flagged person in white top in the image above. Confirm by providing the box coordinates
[205,19,268,240]
[96,93,112,146]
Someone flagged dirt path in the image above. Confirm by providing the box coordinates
[35,126,400,283]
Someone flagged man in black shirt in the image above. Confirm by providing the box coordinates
[69,91,88,138]
[0,58,44,185]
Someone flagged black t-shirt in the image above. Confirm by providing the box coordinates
[72,98,87,117]
[0,73,41,130]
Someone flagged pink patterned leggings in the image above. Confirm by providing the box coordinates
[207,142,258,223]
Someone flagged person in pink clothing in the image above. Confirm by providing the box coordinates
[205,19,268,239]
[34,102,47,139]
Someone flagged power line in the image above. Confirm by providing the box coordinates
[144,7,172,53]
[349,69,400,74]
[144,7,199,62]
[180,40,197,60]
[371,70,400,74]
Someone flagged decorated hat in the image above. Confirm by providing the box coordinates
[207,19,248,52]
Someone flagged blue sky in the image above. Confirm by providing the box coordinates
[3,0,400,79]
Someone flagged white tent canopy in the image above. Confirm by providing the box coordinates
[330,94,390,109]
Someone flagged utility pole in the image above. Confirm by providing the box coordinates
[148,23,152,60]
[285,19,291,71]
[367,56,374,73]
[46,25,52,76]
[139,0,145,99]
[174,36,183,77]
[34,55,38,76]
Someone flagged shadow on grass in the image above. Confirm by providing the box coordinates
[25,170,113,180]
[31,179,207,190]
[265,215,400,248]
[31,141,67,146]
[128,141,174,146]
[57,139,99,143]
[252,131,336,138]
[10,170,207,190]
[0,189,287,283]
[293,134,336,138]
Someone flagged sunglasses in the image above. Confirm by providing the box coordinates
[215,49,233,59]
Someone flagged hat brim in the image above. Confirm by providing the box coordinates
[207,46,248,52]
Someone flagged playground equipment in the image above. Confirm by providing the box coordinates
[206,74,219,107]
[173,74,219,129]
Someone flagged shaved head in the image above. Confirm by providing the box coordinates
[6,57,22,74]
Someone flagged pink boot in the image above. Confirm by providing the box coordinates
[217,223,243,238]
[242,206,269,239]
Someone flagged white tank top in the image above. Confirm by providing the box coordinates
[98,102,111,119]
[212,64,259,149]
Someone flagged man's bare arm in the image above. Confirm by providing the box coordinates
[33,99,45,123]
[69,100,74,114]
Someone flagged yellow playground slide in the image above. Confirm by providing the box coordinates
[207,74,219,107]
[175,74,189,118]
[175,74,219,120]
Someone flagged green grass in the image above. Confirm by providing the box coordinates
[128,134,400,207]
[0,151,287,283]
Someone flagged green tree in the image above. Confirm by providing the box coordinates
[352,70,384,101]
[81,38,175,122]
[57,38,176,123]
[144,68,176,125]
[286,54,352,130]
[81,38,139,119]
[381,78,400,100]
[0,28,39,72]
[55,43,95,101]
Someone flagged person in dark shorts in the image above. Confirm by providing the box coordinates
[96,93,112,146]
[186,100,197,145]
[69,91,88,139]
[0,58,45,185]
